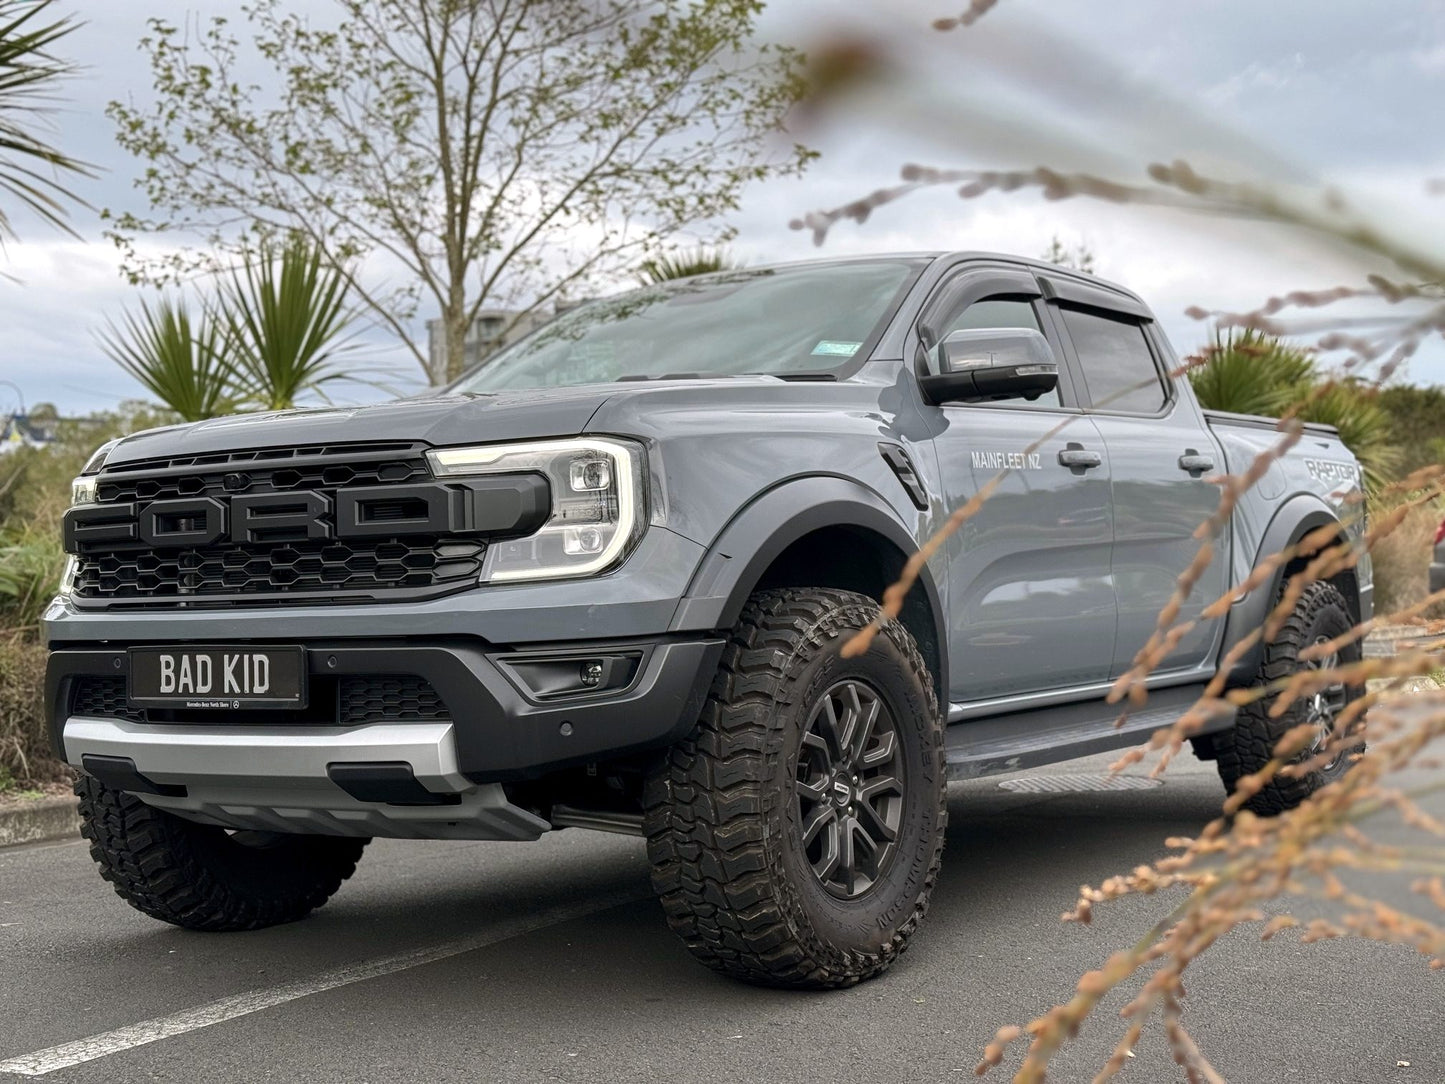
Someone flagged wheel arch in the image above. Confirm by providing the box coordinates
[669,477,947,707]
[1220,495,1362,687]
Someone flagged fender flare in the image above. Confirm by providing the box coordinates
[1220,494,1354,686]
[668,475,948,700]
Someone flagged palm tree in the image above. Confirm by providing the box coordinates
[1188,328,1315,417]
[1298,379,1401,491]
[0,0,93,240]
[216,238,359,411]
[97,297,234,422]
[1190,327,1398,487]
[638,246,744,284]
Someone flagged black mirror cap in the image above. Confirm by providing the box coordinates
[919,362,1059,405]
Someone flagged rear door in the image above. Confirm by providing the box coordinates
[1042,274,1229,678]
[918,267,1117,704]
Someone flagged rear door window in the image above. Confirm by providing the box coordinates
[1060,307,1167,414]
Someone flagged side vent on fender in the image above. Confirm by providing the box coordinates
[878,443,930,512]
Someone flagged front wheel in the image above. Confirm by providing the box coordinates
[76,775,368,931]
[644,588,947,989]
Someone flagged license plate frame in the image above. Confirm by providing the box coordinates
[127,646,308,710]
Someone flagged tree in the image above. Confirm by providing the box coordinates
[1187,327,1314,417]
[99,240,361,418]
[97,297,234,423]
[217,238,360,411]
[639,245,744,283]
[0,0,93,240]
[107,0,812,385]
[1189,327,1399,488]
[1041,234,1095,275]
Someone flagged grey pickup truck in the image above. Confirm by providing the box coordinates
[46,253,1369,989]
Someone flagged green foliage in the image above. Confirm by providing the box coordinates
[1377,383,1445,480]
[0,402,173,630]
[639,246,745,284]
[1188,328,1314,417]
[101,241,360,417]
[106,0,814,383]
[0,404,176,781]
[1041,235,1095,275]
[0,537,64,632]
[0,631,59,784]
[1301,379,1401,490]
[218,238,359,411]
[0,0,93,240]
[1190,328,1398,487]
[97,296,233,422]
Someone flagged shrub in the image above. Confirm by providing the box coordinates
[0,632,61,785]
[1370,496,1445,616]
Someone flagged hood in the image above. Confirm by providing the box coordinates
[103,387,621,466]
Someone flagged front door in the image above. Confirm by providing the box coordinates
[919,270,1117,705]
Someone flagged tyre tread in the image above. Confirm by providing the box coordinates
[75,775,367,931]
[644,587,945,989]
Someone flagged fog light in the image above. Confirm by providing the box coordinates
[496,651,644,701]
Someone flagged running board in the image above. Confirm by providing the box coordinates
[944,682,1231,780]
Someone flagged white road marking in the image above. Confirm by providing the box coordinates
[0,887,649,1077]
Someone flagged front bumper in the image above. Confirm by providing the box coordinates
[48,634,723,839]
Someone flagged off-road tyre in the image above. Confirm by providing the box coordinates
[1213,580,1363,816]
[644,588,947,989]
[76,774,368,931]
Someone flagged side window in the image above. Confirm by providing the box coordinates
[937,296,1060,408]
[1059,307,1167,414]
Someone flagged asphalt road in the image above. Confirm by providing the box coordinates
[1,750,1440,1084]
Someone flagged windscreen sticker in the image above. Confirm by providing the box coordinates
[811,340,862,357]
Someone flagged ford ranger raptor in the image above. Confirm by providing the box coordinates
[46,253,1369,988]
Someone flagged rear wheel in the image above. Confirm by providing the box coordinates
[644,587,946,989]
[1214,580,1363,816]
[76,775,368,931]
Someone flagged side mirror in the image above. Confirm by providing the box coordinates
[918,327,1059,405]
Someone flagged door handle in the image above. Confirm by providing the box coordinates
[1178,449,1214,477]
[1057,442,1102,473]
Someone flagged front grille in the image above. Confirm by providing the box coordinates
[339,676,450,724]
[71,677,145,723]
[70,443,489,607]
[74,538,487,598]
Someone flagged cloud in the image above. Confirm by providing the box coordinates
[1412,43,1445,75]
[3,0,1444,414]
[1203,53,1308,107]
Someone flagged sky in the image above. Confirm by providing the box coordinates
[1,0,1443,417]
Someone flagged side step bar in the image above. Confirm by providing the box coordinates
[944,682,1230,780]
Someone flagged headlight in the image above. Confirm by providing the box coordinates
[56,556,79,599]
[427,437,645,582]
[60,439,121,600]
[70,438,120,506]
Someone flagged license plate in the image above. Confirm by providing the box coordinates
[128,647,307,710]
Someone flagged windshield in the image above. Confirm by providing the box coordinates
[451,259,923,392]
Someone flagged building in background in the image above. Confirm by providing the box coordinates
[0,412,57,455]
[426,308,554,378]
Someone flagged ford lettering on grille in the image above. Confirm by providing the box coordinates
[61,446,550,605]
